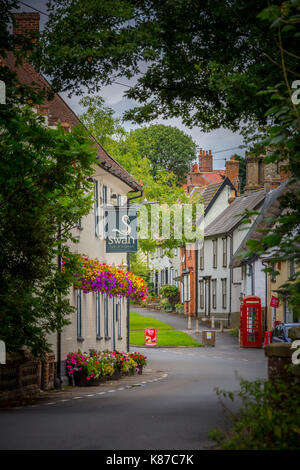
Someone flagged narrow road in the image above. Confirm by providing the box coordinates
[0,309,267,450]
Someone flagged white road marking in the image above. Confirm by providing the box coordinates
[12,373,169,411]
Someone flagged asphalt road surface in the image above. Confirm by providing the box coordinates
[0,310,267,450]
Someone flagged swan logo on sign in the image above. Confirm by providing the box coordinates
[105,207,137,253]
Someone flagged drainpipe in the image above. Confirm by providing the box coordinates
[262,260,268,332]
[195,242,199,333]
[56,223,62,390]
[126,189,144,352]
[228,232,233,327]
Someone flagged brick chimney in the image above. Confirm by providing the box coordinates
[198,149,212,172]
[13,13,40,43]
[192,162,199,172]
[225,157,239,193]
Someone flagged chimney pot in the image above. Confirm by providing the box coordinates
[198,148,213,172]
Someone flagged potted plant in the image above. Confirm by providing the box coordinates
[66,350,114,386]
[175,303,184,314]
[129,352,147,375]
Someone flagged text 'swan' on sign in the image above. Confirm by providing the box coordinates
[105,206,137,253]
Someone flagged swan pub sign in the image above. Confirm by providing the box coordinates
[105,206,138,253]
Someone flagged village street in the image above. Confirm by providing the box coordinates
[0,309,267,450]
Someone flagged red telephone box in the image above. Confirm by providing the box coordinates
[240,296,262,348]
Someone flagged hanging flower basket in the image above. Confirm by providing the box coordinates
[63,256,148,301]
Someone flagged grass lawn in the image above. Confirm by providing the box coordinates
[129,312,202,347]
[130,311,174,331]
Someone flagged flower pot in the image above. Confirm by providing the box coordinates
[137,366,143,375]
[72,371,106,386]
[110,370,122,380]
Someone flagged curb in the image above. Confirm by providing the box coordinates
[0,370,168,410]
[130,344,202,348]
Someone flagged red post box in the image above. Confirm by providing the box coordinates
[264,331,272,346]
[240,296,262,348]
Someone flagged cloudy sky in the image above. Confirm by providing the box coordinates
[15,0,246,169]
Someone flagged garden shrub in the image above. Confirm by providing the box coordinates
[210,373,300,450]
[160,284,180,308]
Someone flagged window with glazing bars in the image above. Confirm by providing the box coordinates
[221,278,227,309]
[77,290,82,338]
[199,280,204,309]
[199,245,204,270]
[117,300,122,338]
[96,291,101,338]
[94,181,100,236]
[104,294,109,338]
[213,239,217,268]
[212,279,217,309]
[222,238,227,267]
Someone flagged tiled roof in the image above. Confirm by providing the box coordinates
[200,182,223,208]
[4,54,142,192]
[205,189,266,237]
[194,171,225,186]
[230,180,293,267]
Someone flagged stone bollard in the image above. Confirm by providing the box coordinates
[264,343,293,381]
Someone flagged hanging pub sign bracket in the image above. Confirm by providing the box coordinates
[105,205,138,253]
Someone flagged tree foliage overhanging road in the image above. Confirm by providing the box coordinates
[37,0,297,130]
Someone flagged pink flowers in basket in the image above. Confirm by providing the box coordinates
[64,256,148,301]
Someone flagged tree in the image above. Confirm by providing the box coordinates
[0,102,97,356]
[128,125,196,182]
[37,0,290,131]
[39,0,299,314]
[79,95,125,148]
[231,154,246,193]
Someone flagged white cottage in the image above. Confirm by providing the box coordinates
[231,180,290,330]
[198,189,266,327]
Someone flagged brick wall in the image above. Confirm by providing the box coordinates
[180,245,197,317]
[225,157,239,193]
[13,13,40,36]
